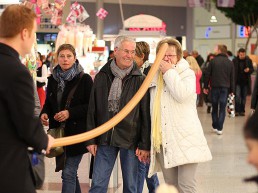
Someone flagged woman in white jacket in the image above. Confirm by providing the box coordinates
[148,38,212,193]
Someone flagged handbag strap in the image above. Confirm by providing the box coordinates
[65,72,84,109]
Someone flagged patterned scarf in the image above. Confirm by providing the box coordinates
[52,62,84,92]
[108,60,133,113]
[152,71,164,153]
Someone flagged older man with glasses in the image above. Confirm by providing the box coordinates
[86,35,151,193]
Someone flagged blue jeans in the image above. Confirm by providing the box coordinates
[89,145,139,193]
[235,84,248,113]
[61,154,83,193]
[137,161,159,193]
[211,87,228,131]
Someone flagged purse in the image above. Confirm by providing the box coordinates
[46,72,84,158]
[46,126,65,158]
[28,150,45,189]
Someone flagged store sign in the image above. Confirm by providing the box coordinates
[238,25,250,38]
[195,25,230,39]
[128,22,166,33]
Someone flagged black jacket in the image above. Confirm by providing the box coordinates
[0,43,48,193]
[41,71,93,156]
[204,53,235,93]
[86,60,151,151]
[233,56,254,94]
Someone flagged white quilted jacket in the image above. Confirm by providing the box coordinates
[148,58,212,177]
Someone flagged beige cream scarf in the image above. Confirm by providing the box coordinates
[152,71,164,153]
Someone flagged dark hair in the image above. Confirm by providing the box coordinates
[238,48,246,53]
[206,53,215,62]
[56,44,76,58]
[135,41,150,63]
[227,50,233,56]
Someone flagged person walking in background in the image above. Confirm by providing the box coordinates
[192,50,204,67]
[0,5,54,193]
[186,56,202,106]
[192,50,205,107]
[107,50,114,61]
[227,50,235,61]
[135,41,159,193]
[40,44,93,193]
[233,48,254,116]
[148,38,212,193]
[201,53,215,113]
[183,50,190,59]
[86,36,151,193]
[36,51,48,109]
[204,44,235,135]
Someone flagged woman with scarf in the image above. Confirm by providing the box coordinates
[40,44,93,193]
[148,38,212,193]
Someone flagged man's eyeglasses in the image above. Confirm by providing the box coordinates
[119,49,136,55]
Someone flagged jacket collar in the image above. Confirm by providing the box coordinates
[0,43,20,60]
[100,59,142,76]
[216,53,228,58]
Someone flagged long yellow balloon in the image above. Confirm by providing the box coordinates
[52,43,168,148]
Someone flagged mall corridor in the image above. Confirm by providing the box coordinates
[38,97,257,193]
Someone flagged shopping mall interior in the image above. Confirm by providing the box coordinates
[1,0,258,193]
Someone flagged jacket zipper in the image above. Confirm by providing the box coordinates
[107,73,115,145]
[109,75,130,145]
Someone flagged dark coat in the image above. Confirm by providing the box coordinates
[233,56,254,95]
[196,54,204,67]
[86,60,151,151]
[0,43,48,193]
[41,72,93,157]
[204,53,235,93]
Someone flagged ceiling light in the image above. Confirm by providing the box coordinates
[210,15,217,23]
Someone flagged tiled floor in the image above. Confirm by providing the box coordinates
[38,97,258,193]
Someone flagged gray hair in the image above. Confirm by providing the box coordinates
[114,36,136,48]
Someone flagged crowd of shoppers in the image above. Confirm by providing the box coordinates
[3,4,258,192]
